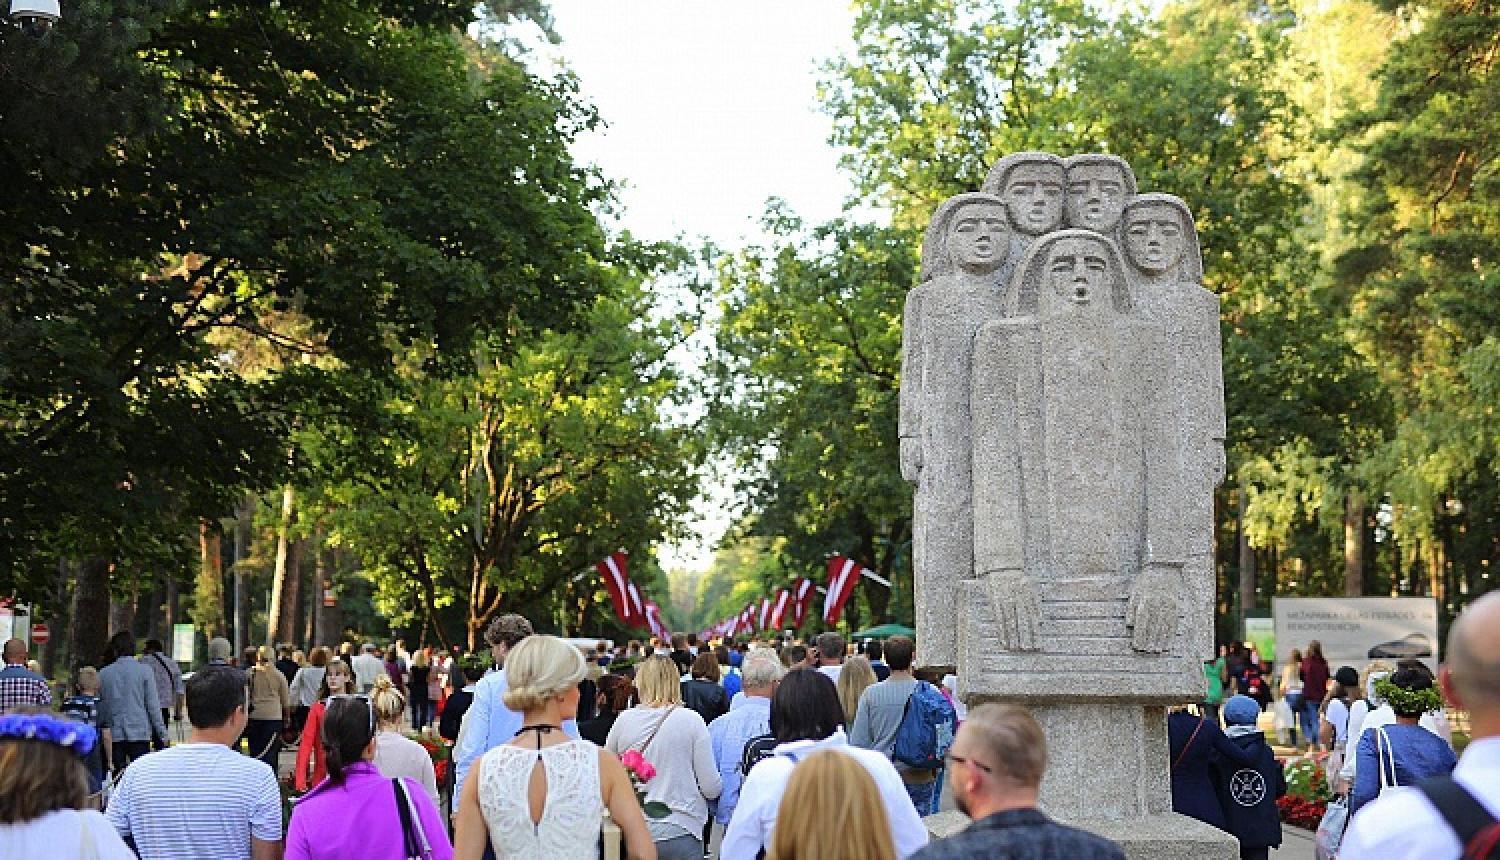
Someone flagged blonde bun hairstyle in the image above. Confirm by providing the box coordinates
[370,674,406,726]
[501,635,586,712]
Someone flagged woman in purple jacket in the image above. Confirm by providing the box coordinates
[286,695,454,860]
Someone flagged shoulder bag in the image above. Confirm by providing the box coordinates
[393,778,435,860]
[1171,715,1206,773]
[1374,726,1400,799]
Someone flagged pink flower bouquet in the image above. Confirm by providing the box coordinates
[618,750,669,818]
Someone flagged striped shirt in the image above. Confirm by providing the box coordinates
[107,742,282,859]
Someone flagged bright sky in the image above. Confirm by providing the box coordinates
[530,2,864,571]
[539,1,860,247]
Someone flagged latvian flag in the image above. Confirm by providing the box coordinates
[823,555,864,625]
[790,577,816,627]
[741,603,757,633]
[597,551,639,626]
[767,588,792,630]
[644,600,669,640]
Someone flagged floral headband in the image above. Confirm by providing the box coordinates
[0,712,98,756]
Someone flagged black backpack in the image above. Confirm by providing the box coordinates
[1419,776,1500,859]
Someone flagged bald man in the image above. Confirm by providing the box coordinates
[0,637,52,709]
[911,704,1123,860]
[1341,592,1500,858]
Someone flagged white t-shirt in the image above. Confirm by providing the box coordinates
[107,742,282,860]
[0,809,135,860]
[721,730,927,860]
[817,664,842,683]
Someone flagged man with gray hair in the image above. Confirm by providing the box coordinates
[911,704,1123,859]
[1342,591,1500,858]
[706,651,785,858]
[350,642,384,693]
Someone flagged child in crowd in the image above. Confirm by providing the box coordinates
[1214,695,1286,860]
[60,666,108,795]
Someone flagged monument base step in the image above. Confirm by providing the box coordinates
[924,809,1239,860]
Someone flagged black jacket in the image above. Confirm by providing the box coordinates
[1169,711,1255,831]
[1212,729,1286,849]
[681,678,728,725]
[439,688,474,742]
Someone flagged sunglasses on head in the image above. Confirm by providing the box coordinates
[329,693,375,735]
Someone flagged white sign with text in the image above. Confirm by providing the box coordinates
[1273,597,1439,671]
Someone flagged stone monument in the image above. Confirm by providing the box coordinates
[908,153,1237,858]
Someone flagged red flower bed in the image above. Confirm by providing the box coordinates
[1277,794,1325,829]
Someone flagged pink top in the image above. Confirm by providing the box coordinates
[285,762,453,860]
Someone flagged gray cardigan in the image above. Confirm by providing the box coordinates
[98,656,167,742]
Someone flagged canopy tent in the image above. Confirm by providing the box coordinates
[849,623,916,640]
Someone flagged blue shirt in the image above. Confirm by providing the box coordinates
[451,669,579,801]
[1351,722,1457,816]
[706,695,771,824]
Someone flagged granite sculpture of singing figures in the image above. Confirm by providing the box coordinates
[901,192,1012,672]
[969,229,1187,672]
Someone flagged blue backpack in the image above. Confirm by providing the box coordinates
[892,681,957,771]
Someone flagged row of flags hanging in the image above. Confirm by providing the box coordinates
[699,554,869,641]
[592,551,877,641]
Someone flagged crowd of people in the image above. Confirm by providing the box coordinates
[2,593,1499,859]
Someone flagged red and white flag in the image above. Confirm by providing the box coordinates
[741,604,757,633]
[767,588,792,630]
[644,600,669,640]
[596,551,636,626]
[757,597,773,631]
[790,577,816,627]
[823,555,864,625]
[626,581,645,627]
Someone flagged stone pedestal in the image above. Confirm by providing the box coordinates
[925,809,1238,860]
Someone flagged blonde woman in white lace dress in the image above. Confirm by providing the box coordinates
[453,635,656,860]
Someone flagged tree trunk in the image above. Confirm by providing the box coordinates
[277,537,305,648]
[1237,484,1257,626]
[315,545,342,649]
[42,559,74,677]
[70,557,112,670]
[1344,490,1365,597]
[232,495,254,659]
[194,520,228,639]
[108,585,136,639]
[266,483,296,647]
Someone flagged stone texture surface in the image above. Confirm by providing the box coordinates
[903,193,1011,671]
[907,153,1229,853]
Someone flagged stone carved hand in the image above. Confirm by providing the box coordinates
[1127,564,1182,653]
[986,569,1041,651]
[899,436,923,484]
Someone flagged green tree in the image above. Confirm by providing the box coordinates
[1336,0,1500,613]
[1,2,609,605]
[311,254,699,648]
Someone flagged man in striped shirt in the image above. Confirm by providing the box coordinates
[108,665,282,860]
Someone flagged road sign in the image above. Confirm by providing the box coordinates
[31,623,49,645]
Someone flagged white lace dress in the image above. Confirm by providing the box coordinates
[477,739,603,859]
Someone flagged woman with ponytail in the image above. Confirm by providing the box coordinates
[285,695,454,859]
[453,635,656,860]
[370,674,441,809]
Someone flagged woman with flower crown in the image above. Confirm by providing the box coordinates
[0,706,136,857]
[452,634,656,860]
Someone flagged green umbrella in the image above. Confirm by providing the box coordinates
[849,623,917,640]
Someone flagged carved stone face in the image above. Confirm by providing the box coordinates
[1066,163,1128,233]
[1044,237,1111,308]
[1003,163,1066,235]
[1123,203,1186,275]
[947,203,1009,274]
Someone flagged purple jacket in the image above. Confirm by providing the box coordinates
[286,762,453,860]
